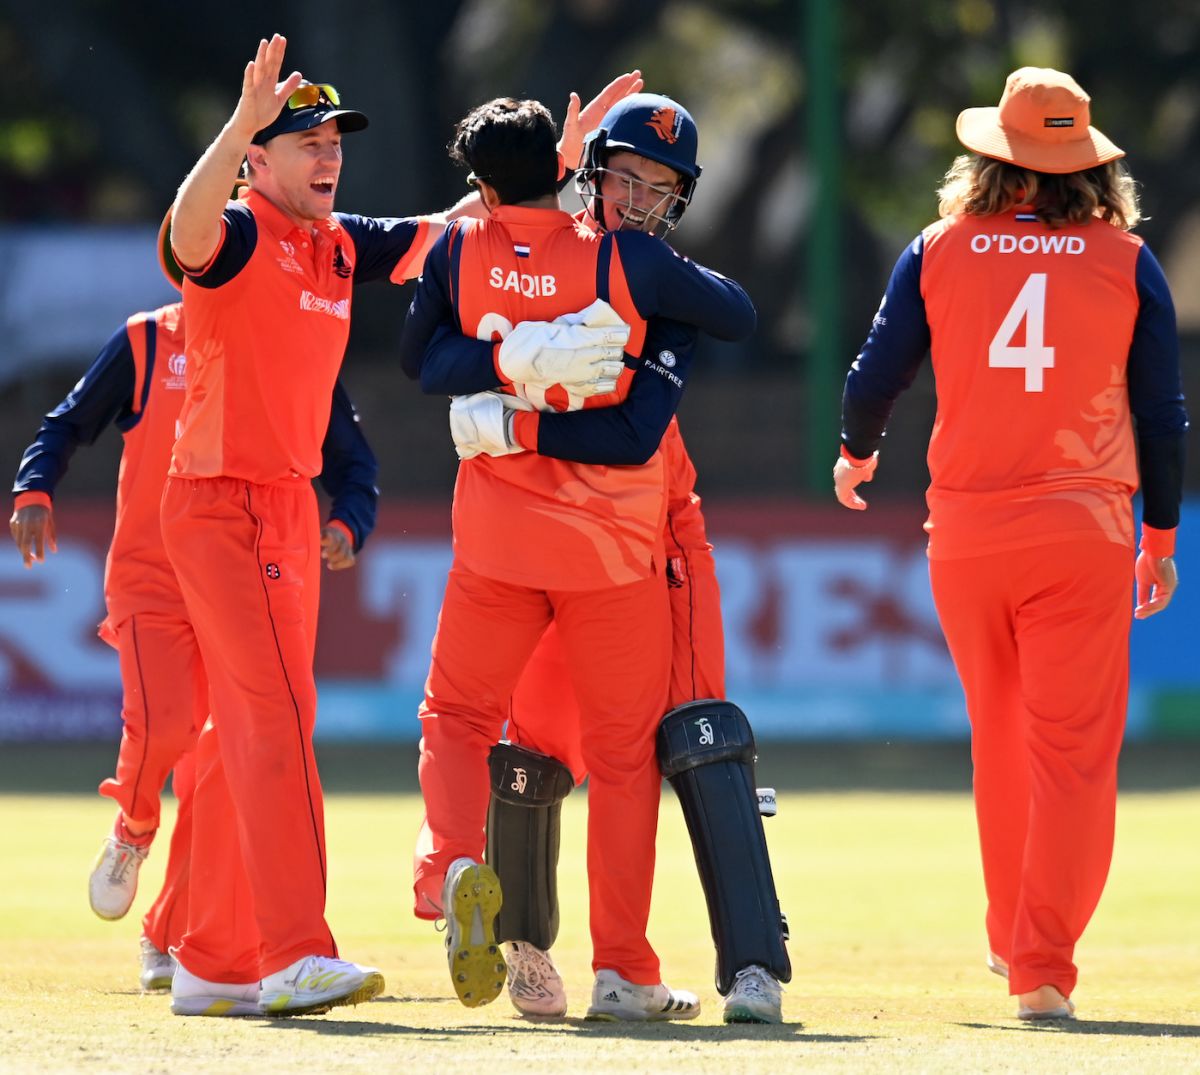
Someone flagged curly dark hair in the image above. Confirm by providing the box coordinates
[450,97,559,205]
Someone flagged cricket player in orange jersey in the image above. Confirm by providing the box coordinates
[157,34,483,1018]
[400,97,757,1017]
[834,68,1187,1021]
[9,293,379,992]
[416,94,788,1023]
[159,35,634,1018]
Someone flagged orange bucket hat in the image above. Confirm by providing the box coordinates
[955,67,1124,174]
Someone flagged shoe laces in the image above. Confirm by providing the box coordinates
[732,965,782,999]
[105,840,147,884]
[509,943,554,988]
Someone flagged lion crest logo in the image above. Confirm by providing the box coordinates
[646,106,680,144]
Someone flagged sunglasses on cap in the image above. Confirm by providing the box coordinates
[286,83,341,110]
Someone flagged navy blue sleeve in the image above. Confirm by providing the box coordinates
[534,319,696,465]
[335,213,422,284]
[613,232,756,342]
[184,202,258,289]
[398,226,500,393]
[1128,242,1187,531]
[418,325,503,395]
[318,380,379,552]
[12,324,137,498]
[840,234,931,459]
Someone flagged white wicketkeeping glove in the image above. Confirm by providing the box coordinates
[449,392,530,461]
[497,299,629,394]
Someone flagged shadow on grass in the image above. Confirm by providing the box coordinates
[259,1016,870,1043]
[959,1020,1200,1037]
[7,741,1200,795]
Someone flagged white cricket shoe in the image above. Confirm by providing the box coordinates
[171,961,260,1017]
[88,835,149,920]
[442,857,506,1009]
[987,951,1009,979]
[585,968,700,1021]
[139,936,175,993]
[505,941,567,1017]
[1017,985,1076,1021]
[722,964,783,1024]
[259,954,385,1016]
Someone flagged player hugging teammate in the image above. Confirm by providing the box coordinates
[401,93,790,1023]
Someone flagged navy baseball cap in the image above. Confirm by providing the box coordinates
[252,81,368,145]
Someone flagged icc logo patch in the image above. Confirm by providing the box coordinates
[164,352,187,391]
[265,563,281,580]
[658,350,677,367]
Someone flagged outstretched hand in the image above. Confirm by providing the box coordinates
[231,34,304,139]
[559,70,644,172]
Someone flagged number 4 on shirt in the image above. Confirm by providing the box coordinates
[988,272,1055,392]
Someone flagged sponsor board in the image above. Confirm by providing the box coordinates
[0,499,1192,741]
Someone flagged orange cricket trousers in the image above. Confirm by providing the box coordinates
[508,538,726,783]
[929,539,1133,998]
[142,749,195,953]
[415,560,671,984]
[98,611,205,832]
[161,476,335,982]
[98,611,205,953]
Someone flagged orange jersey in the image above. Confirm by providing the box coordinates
[12,303,190,626]
[403,204,755,589]
[442,206,664,590]
[13,300,381,632]
[105,305,191,625]
[172,188,428,484]
[841,208,1185,560]
[919,212,1143,556]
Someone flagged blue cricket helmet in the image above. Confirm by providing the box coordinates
[580,93,702,232]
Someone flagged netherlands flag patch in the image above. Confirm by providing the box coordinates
[514,243,531,258]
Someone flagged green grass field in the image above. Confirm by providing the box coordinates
[1,745,1198,1073]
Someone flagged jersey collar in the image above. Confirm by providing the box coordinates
[242,186,342,241]
[490,204,580,230]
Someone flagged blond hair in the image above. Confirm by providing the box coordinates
[936,154,1141,229]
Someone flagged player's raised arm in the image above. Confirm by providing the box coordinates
[171,35,301,270]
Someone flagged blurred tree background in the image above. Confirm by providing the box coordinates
[1,0,1196,502]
